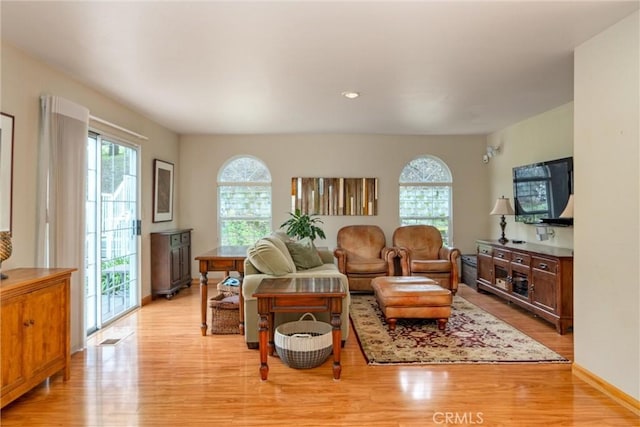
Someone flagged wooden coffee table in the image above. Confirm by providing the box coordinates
[252,277,346,381]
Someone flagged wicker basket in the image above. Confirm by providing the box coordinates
[217,276,242,297]
[209,294,240,335]
[274,313,333,369]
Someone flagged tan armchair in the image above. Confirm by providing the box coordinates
[393,225,461,295]
[334,225,396,292]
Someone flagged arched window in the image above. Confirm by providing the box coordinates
[218,156,272,246]
[399,156,453,244]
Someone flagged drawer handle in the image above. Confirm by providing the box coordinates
[497,253,504,258]
[538,263,548,270]
[481,249,489,254]
[515,257,523,263]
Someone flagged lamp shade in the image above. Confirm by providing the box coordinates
[490,197,515,216]
[559,194,574,218]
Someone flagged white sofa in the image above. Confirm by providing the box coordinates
[241,234,350,349]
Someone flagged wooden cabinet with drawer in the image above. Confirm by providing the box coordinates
[476,240,573,334]
[151,229,193,299]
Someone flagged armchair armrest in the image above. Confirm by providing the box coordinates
[381,247,398,276]
[439,246,461,292]
[393,246,411,276]
[333,248,348,274]
[438,246,454,261]
[450,248,461,284]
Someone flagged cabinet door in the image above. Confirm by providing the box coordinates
[180,246,191,282]
[477,246,493,286]
[510,263,531,301]
[493,258,510,291]
[24,283,67,378]
[531,257,558,313]
[1,297,27,396]
[170,246,182,285]
[510,252,531,301]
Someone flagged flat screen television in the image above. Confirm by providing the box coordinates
[512,157,573,225]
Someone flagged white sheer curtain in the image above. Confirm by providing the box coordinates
[36,95,89,352]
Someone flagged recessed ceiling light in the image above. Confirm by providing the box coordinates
[341,91,360,99]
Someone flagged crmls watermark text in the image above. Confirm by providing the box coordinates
[432,412,484,425]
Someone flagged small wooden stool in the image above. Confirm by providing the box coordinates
[371,276,453,331]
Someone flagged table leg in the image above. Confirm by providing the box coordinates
[200,271,208,336]
[238,273,244,335]
[331,298,342,380]
[268,311,276,357]
[258,311,269,381]
[238,285,245,335]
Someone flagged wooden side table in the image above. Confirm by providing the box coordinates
[252,277,346,381]
[195,246,248,336]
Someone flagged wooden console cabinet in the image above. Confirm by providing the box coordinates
[476,240,573,334]
[1,268,75,408]
[151,229,193,299]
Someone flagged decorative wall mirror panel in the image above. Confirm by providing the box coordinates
[0,113,15,232]
[291,177,378,216]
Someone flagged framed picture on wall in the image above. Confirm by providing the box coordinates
[153,159,174,222]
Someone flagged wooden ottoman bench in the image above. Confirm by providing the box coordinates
[371,276,453,331]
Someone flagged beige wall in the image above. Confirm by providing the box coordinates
[486,102,574,249]
[574,12,639,400]
[179,133,489,276]
[1,43,181,299]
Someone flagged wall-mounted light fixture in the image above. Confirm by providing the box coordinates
[482,145,501,164]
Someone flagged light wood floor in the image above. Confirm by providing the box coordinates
[1,283,637,426]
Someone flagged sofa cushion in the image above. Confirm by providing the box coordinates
[411,259,452,273]
[346,254,389,274]
[285,237,324,270]
[247,238,296,276]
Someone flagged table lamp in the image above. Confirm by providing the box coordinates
[490,196,515,244]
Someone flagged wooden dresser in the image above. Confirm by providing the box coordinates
[1,268,75,408]
[476,240,573,334]
[150,229,193,299]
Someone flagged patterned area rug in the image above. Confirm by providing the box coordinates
[350,294,569,365]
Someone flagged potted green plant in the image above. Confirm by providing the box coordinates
[280,209,326,241]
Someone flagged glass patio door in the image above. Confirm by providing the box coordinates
[86,133,140,334]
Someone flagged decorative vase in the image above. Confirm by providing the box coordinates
[0,231,12,280]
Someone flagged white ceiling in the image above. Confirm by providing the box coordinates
[2,1,638,135]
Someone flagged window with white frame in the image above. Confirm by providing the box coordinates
[218,156,272,246]
[399,156,453,244]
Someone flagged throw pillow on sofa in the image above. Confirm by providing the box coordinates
[247,238,296,276]
[263,234,297,271]
[285,237,324,270]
